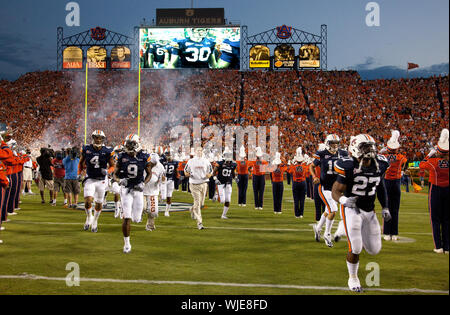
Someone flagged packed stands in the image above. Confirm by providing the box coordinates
[0,69,447,161]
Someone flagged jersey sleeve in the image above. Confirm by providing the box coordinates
[313,151,321,166]
[335,158,354,185]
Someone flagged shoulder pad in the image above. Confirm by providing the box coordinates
[335,157,355,171]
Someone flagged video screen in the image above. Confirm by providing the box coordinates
[63,46,83,69]
[274,44,295,69]
[111,46,131,69]
[299,44,320,68]
[249,45,270,68]
[87,46,107,69]
[139,27,241,69]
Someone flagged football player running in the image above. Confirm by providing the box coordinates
[332,134,391,293]
[143,153,165,231]
[78,130,115,233]
[114,134,155,254]
[213,148,237,219]
[310,134,349,247]
[162,151,179,217]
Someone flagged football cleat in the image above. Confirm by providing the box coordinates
[123,245,132,254]
[221,215,228,220]
[313,224,321,242]
[383,235,392,241]
[334,234,341,243]
[83,224,90,231]
[324,233,334,248]
[197,223,205,230]
[164,211,170,217]
[392,236,398,241]
[348,277,363,293]
[433,248,444,254]
[145,222,156,231]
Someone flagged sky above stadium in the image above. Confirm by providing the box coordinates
[0,0,448,80]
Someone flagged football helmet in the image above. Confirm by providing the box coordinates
[223,147,233,162]
[325,134,340,154]
[114,145,124,153]
[124,134,141,154]
[92,130,106,149]
[349,134,377,160]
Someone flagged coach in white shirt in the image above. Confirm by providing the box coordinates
[184,147,213,230]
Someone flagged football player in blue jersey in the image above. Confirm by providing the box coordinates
[210,28,241,69]
[147,40,172,69]
[213,148,237,219]
[310,134,349,247]
[162,150,179,217]
[332,134,392,293]
[114,134,155,254]
[166,28,217,69]
[78,130,115,233]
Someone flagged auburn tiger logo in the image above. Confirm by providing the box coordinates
[277,25,292,39]
[91,27,106,41]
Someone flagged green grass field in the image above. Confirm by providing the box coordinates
[0,181,448,295]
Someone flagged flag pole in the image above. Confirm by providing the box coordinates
[85,62,88,145]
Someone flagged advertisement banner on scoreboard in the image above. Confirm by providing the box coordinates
[63,47,83,69]
[274,44,295,69]
[299,44,320,68]
[87,46,107,69]
[249,45,270,68]
[139,27,240,69]
[111,46,131,69]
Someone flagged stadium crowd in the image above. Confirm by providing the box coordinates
[0,70,448,161]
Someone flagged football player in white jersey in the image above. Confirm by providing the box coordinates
[79,130,115,233]
[332,134,391,292]
[143,153,166,231]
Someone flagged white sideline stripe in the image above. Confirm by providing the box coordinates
[0,274,447,294]
[7,220,432,235]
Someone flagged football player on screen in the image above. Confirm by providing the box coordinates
[114,134,155,254]
[332,134,391,292]
[213,148,237,219]
[166,28,217,69]
[147,40,172,69]
[210,29,241,69]
[78,130,115,233]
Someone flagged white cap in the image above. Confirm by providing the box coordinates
[293,147,304,163]
[387,130,401,150]
[256,146,263,158]
[272,152,282,165]
[437,128,449,153]
[239,145,246,159]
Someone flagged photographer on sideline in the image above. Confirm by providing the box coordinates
[63,147,81,209]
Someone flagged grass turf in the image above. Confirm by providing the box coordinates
[0,181,448,295]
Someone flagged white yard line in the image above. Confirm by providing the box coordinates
[0,273,447,294]
[6,220,432,235]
